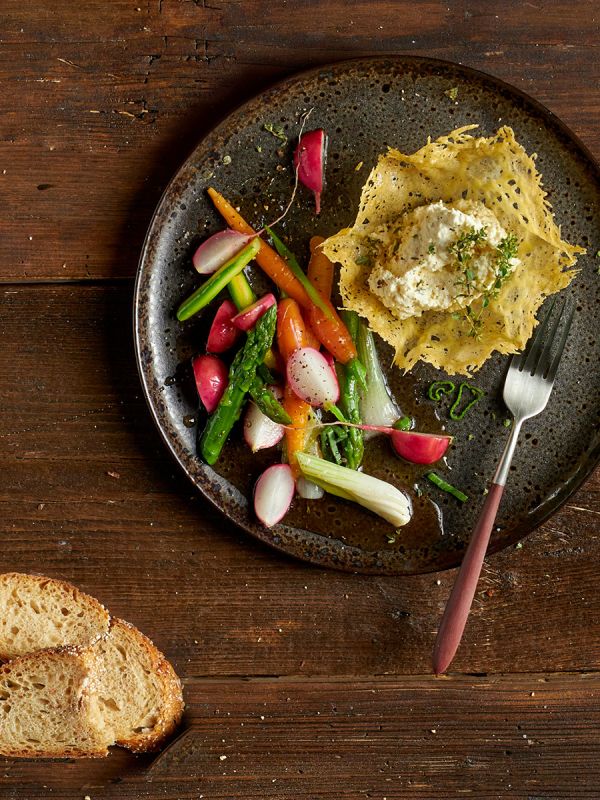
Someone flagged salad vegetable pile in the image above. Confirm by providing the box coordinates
[175,127,457,533]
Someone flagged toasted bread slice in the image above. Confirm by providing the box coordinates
[0,648,110,758]
[0,573,110,662]
[94,619,184,752]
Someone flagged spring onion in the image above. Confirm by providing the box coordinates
[296,452,412,527]
[426,471,468,503]
[356,318,401,429]
[449,383,485,420]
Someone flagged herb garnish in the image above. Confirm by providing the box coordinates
[426,472,468,503]
[428,242,436,255]
[263,122,287,144]
[428,380,455,402]
[449,383,485,420]
[450,227,519,338]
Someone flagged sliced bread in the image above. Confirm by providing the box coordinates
[0,573,110,661]
[94,618,184,752]
[0,648,110,758]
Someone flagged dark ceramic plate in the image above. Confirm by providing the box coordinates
[134,56,600,575]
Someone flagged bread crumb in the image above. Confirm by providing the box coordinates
[219,755,227,761]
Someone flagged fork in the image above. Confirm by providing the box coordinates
[432,298,575,675]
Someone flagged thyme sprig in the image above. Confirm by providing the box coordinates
[451,227,519,338]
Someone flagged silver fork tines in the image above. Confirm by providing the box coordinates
[497,297,574,486]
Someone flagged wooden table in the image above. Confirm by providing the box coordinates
[1,1,599,797]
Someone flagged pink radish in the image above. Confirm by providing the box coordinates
[192,229,253,275]
[192,354,228,413]
[390,429,451,464]
[206,299,241,353]
[293,129,327,214]
[232,293,277,332]
[286,347,339,407]
[244,388,285,452]
[254,464,295,527]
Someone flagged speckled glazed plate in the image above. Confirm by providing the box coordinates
[134,56,600,575]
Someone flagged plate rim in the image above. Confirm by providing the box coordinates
[133,54,600,575]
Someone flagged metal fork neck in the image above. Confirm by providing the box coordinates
[493,418,524,486]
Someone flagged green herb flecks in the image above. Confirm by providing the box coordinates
[426,472,468,503]
[263,122,287,144]
[451,227,519,338]
[445,86,459,101]
[428,242,436,255]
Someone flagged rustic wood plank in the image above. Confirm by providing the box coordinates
[0,0,598,282]
[1,283,599,677]
[1,673,600,798]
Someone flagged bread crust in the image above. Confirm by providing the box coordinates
[99,619,184,752]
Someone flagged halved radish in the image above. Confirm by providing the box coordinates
[192,229,253,275]
[254,464,295,527]
[293,129,327,214]
[390,430,451,465]
[192,354,228,413]
[286,347,339,407]
[232,293,277,331]
[206,299,241,353]
[244,388,285,452]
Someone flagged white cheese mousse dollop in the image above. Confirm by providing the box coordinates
[367,199,519,320]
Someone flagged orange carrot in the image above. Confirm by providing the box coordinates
[277,298,319,362]
[207,187,311,308]
[282,384,311,480]
[207,187,356,363]
[307,236,334,300]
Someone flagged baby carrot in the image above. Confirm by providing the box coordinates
[207,187,311,307]
[307,236,334,300]
[282,384,311,480]
[207,187,357,363]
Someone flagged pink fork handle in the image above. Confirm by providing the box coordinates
[432,482,505,674]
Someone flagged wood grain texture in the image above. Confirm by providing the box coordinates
[1,284,599,678]
[2,674,600,798]
[0,0,598,281]
[1,1,600,795]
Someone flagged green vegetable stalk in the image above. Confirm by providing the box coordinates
[319,312,365,470]
[177,238,260,321]
[265,226,333,319]
[199,304,277,465]
[248,376,292,425]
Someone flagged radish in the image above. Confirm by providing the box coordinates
[254,464,295,527]
[293,129,327,214]
[232,293,277,332]
[192,354,228,413]
[244,389,285,452]
[390,430,451,464]
[192,229,253,275]
[286,347,339,407]
[206,299,241,353]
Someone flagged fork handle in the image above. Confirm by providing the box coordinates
[432,482,505,675]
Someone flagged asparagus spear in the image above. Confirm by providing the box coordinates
[248,376,292,425]
[199,304,278,465]
[322,311,365,470]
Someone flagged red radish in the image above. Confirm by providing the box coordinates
[390,430,451,464]
[232,293,277,332]
[244,390,285,452]
[286,347,340,407]
[293,129,327,214]
[192,354,228,413]
[192,229,253,275]
[323,351,335,371]
[206,299,241,353]
[254,464,295,527]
